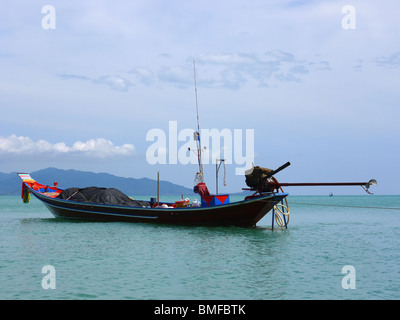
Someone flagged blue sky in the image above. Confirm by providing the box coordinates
[0,0,399,195]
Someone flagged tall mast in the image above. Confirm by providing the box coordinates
[193,60,204,183]
[193,60,200,137]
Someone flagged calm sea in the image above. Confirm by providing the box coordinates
[1,194,399,300]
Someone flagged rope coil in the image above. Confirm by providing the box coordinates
[272,177,290,228]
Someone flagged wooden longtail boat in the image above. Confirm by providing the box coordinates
[17,162,376,228]
[17,172,288,228]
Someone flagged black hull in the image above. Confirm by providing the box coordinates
[30,190,287,227]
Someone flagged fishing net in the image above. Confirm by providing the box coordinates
[56,187,150,207]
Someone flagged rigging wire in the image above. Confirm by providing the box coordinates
[192,60,204,182]
[289,201,400,211]
[256,198,400,211]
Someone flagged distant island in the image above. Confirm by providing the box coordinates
[0,167,193,196]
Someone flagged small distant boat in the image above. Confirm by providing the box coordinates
[329,192,334,197]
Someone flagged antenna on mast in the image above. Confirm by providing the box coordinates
[192,60,204,183]
[193,60,200,136]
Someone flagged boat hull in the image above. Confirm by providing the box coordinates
[29,189,287,227]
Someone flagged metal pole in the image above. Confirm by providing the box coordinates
[215,159,225,195]
[271,202,275,230]
[157,170,160,206]
[193,60,204,181]
[216,161,218,195]
[275,182,370,187]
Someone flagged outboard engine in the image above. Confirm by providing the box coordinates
[245,162,291,192]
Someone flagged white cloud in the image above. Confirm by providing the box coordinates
[0,135,134,157]
[157,66,193,88]
[59,50,331,91]
[94,75,133,92]
[375,52,400,68]
[197,53,258,65]
[128,67,155,86]
[192,50,330,88]
[60,74,133,92]
[71,138,134,156]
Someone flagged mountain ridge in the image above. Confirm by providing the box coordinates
[0,167,193,196]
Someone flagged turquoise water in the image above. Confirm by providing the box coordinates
[1,194,399,300]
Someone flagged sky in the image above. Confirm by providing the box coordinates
[0,0,399,195]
